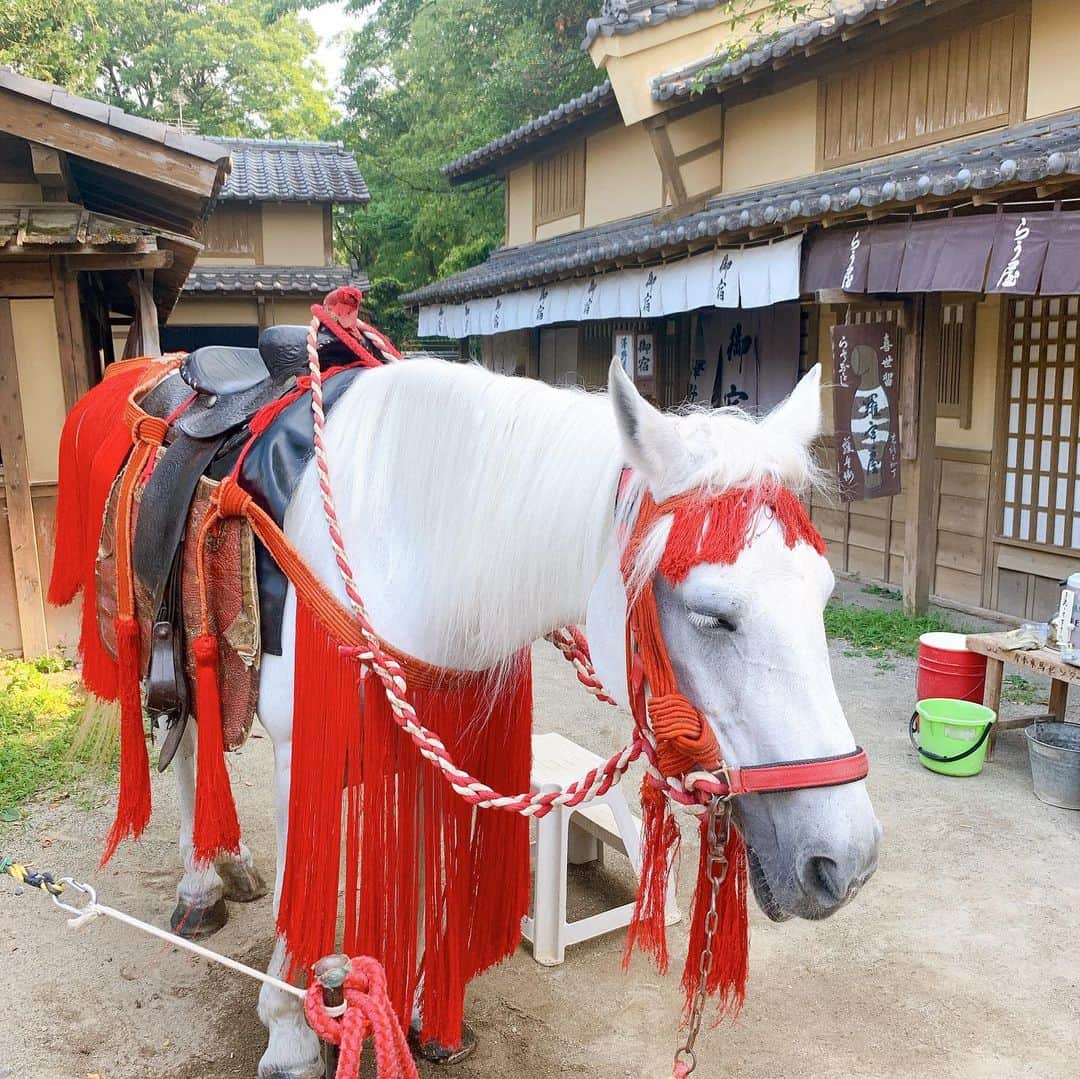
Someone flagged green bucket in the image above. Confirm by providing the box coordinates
[910,698,997,777]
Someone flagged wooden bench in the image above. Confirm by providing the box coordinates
[964,632,1080,759]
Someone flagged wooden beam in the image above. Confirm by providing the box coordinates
[0,263,52,297]
[29,143,78,202]
[0,299,49,657]
[900,294,942,615]
[60,250,173,271]
[645,121,688,207]
[50,260,90,407]
[0,91,221,199]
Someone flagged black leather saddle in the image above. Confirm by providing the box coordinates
[128,323,377,766]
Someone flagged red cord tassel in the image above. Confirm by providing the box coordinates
[101,615,151,865]
[624,779,680,974]
[681,819,749,1021]
[191,633,241,864]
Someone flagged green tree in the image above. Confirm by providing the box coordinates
[0,0,98,92]
[1,0,331,138]
[334,0,822,336]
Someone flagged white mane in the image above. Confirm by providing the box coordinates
[285,357,820,670]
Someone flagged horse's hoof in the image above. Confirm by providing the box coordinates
[170,895,228,939]
[216,856,268,903]
[257,1066,323,1079]
[409,1021,478,1064]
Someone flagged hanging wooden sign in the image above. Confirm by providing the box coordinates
[635,333,657,396]
[831,322,901,502]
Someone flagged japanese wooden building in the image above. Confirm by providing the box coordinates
[0,67,229,656]
[405,0,1080,623]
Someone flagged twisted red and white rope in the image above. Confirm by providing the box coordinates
[304,318,724,816]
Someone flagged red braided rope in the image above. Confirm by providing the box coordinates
[304,958,418,1079]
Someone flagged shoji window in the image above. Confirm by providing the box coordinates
[1002,297,1080,550]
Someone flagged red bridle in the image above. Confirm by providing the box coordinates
[620,479,869,798]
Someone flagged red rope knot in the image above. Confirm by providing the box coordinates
[213,478,253,520]
[304,956,418,1079]
[128,411,169,447]
[648,693,721,778]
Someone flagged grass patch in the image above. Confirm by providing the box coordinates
[0,655,105,818]
[824,603,964,659]
[1002,675,1044,706]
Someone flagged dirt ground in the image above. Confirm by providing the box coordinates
[2,608,1079,1079]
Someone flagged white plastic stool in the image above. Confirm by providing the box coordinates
[521,731,679,966]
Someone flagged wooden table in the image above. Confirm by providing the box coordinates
[964,633,1080,760]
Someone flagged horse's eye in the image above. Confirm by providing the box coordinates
[687,609,737,633]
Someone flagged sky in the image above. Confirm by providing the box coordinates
[300,1,355,93]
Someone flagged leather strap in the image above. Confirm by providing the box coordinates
[723,748,869,796]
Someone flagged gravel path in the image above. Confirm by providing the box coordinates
[2,636,1078,1079]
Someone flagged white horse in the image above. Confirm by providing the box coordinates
[168,357,881,1077]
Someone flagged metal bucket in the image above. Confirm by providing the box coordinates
[1025,722,1080,810]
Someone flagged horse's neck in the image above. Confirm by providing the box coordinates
[284,360,624,670]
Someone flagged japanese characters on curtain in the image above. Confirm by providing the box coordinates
[687,302,801,411]
[831,322,901,502]
[417,236,802,337]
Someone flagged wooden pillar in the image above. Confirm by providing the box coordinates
[50,260,91,408]
[900,294,942,615]
[0,299,49,657]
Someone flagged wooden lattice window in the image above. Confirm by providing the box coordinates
[1001,297,1080,551]
[534,143,585,230]
[819,6,1027,168]
[938,301,975,427]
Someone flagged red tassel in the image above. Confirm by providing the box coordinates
[681,819,749,1020]
[101,615,151,865]
[624,780,680,974]
[48,362,149,607]
[191,634,240,863]
[277,601,360,977]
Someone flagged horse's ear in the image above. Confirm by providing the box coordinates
[764,363,822,448]
[609,357,689,488]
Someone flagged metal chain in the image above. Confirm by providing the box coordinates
[673,796,731,1078]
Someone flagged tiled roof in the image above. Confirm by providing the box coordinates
[442,82,617,183]
[207,138,370,203]
[652,0,925,101]
[0,65,228,164]
[403,108,1080,306]
[582,0,725,49]
[183,265,368,295]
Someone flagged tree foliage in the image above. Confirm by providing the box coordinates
[0,0,330,137]
[333,0,599,312]
[334,0,823,336]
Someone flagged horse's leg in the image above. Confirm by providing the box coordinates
[256,651,322,1079]
[170,721,229,938]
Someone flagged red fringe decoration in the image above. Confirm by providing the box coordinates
[101,615,151,865]
[191,633,241,863]
[682,820,750,1020]
[278,600,532,1050]
[658,486,825,585]
[623,780,679,974]
[48,360,152,700]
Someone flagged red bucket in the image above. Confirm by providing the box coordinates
[916,632,987,704]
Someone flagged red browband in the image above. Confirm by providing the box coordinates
[708,747,869,798]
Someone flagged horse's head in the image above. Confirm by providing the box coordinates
[596,359,881,922]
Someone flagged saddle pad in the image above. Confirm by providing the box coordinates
[239,366,366,655]
[96,457,261,751]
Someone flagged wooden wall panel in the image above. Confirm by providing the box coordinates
[819,6,1027,167]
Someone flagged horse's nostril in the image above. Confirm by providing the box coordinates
[804,855,849,905]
